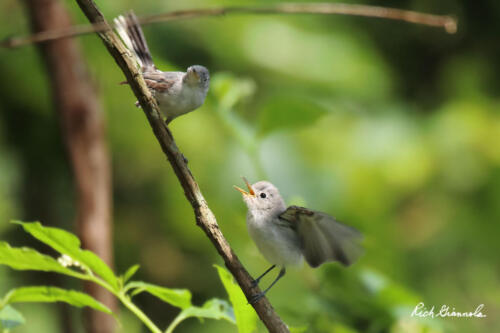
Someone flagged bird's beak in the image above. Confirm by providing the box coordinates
[233,177,255,197]
[188,68,200,82]
[192,71,200,81]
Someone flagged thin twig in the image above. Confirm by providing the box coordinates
[74,0,290,332]
[2,3,457,48]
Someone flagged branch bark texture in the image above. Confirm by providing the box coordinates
[74,0,290,332]
[25,0,116,332]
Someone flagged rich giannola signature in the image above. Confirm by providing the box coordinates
[411,302,487,318]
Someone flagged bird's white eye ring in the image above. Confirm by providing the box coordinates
[259,193,267,199]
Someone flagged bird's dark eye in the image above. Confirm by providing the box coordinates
[259,193,267,199]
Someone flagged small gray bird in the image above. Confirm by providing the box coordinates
[235,178,363,304]
[114,12,210,123]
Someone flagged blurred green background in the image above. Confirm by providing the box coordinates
[0,0,499,332]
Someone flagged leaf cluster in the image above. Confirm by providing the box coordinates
[0,221,259,333]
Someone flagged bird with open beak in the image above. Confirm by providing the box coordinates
[234,177,363,304]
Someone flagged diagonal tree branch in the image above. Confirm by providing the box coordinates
[2,3,457,48]
[74,0,290,332]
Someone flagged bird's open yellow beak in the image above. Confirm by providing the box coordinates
[233,177,255,196]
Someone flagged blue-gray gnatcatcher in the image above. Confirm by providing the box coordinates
[114,12,210,123]
[235,177,363,304]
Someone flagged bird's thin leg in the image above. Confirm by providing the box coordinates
[249,267,286,304]
[251,264,276,288]
[262,268,286,294]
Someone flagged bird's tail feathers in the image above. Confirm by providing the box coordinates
[114,11,154,69]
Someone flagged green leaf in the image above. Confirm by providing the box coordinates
[166,299,235,333]
[122,264,140,283]
[215,265,258,333]
[258,96,327,136]
[126,281,192,310]
[211,73,256,110]
[0,305,25,329]
[1,287,112,314]
[211,74,257,152]
[0,242,83,278]
[12,221,118,290]
[179,299,234,322]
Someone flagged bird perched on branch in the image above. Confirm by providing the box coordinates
[235,177,363,304]
[114,12,210,124]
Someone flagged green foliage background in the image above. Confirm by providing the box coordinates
[0,0,499,332]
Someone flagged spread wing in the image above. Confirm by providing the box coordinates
[279,205,363,268]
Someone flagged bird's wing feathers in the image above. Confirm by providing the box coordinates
[142,72,182,93]
[279,206,363,268]
[143,78,174,93]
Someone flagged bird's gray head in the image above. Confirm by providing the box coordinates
[234,178,286,217]
[184,65,210,90]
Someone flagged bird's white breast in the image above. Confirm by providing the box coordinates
[156,81,206,119]
[247,211,303,267]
